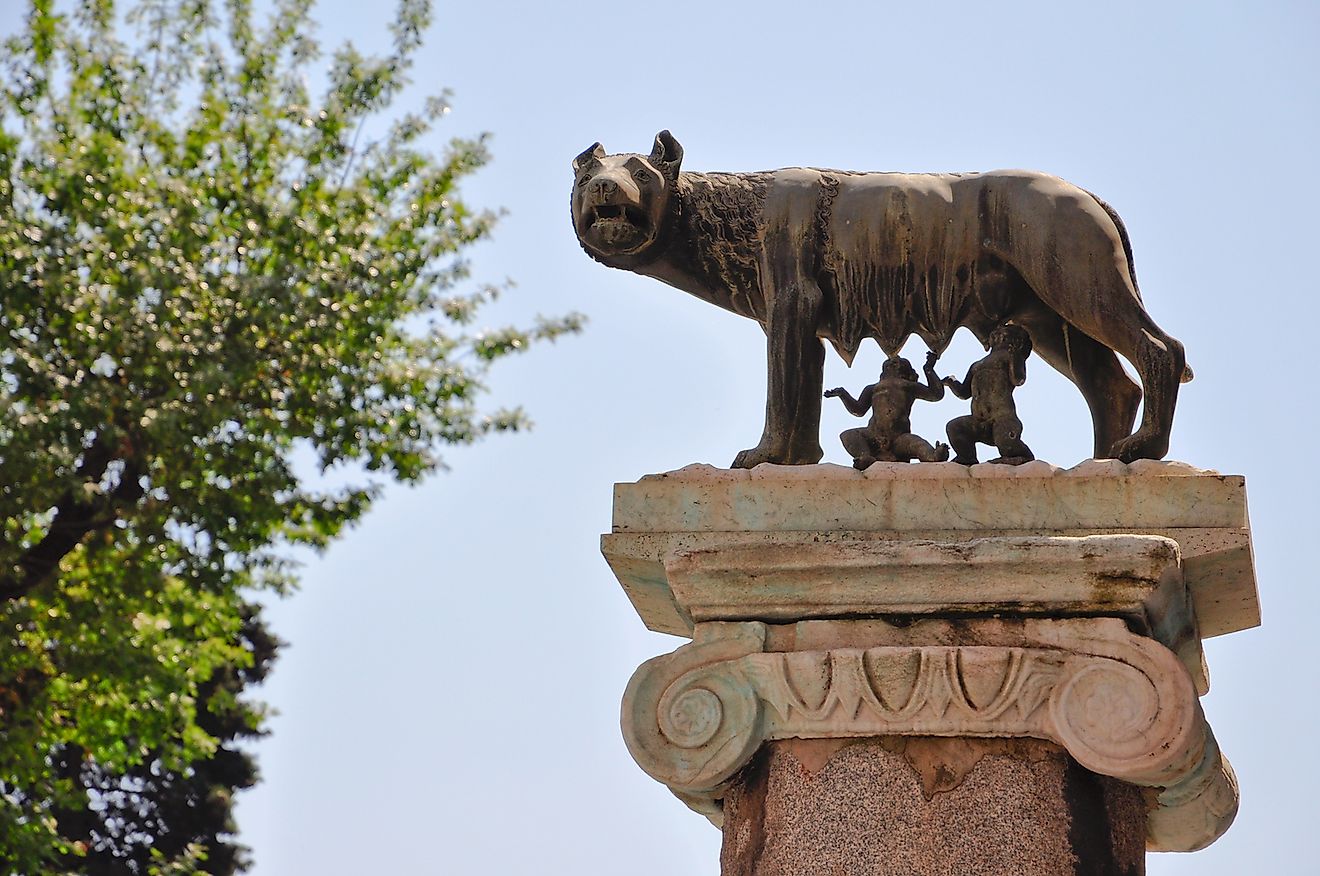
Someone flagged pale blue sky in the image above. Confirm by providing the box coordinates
[5,1,1318,873]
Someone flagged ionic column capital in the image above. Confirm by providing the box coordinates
[622,618,1235,851]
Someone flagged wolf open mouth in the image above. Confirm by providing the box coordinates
[590,204,648,247]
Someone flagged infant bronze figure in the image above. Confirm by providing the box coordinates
[825,351,950,469]
[942,324,1035,466]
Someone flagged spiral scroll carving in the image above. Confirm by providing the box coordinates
[621,623,766,796]
[655,663,763,790]
[1051,661,1162,771]
[660,688,723,748]
[621,621,1233,851]
[1050,635,1200,785]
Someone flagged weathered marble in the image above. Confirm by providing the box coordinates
[613,461,1243,532]
[662,534,1204,692]
[603,461,1257,640]
[607,463,1252,867]
[621,616,1236,852]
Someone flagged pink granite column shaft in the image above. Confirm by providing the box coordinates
[720,737,1147,876]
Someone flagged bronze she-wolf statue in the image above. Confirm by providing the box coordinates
[571,131,1191,467]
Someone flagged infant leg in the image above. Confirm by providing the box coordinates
[945,416,980,466]
[894,433,950,463]
[990,415,1034,464]
[840,427,879,470]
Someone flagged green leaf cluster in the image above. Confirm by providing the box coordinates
[0,0,581,870]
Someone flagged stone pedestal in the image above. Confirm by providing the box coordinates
[604,461,1258,874]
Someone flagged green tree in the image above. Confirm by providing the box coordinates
[45,605,280,874]
[0,0,580,871]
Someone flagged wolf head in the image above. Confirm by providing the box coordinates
[571,130,683,267]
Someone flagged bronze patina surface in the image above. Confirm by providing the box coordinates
[572,132,1190,467]
[825,350,949,468]
[942,323,1035,466]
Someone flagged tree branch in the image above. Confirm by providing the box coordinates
[0,434,144,601]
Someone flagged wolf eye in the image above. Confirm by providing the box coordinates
[577,176,590,188]
[633,168,652,183]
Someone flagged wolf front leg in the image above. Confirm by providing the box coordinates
[732,202,826,468]
[731,296,825,467]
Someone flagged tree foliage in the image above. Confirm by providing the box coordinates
[44,605,279,874]
[0,0,580,870]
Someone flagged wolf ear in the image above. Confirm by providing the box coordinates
[650,130,683,177]
[573,142,605,174]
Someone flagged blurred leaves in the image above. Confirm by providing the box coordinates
[0,0,581,870]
